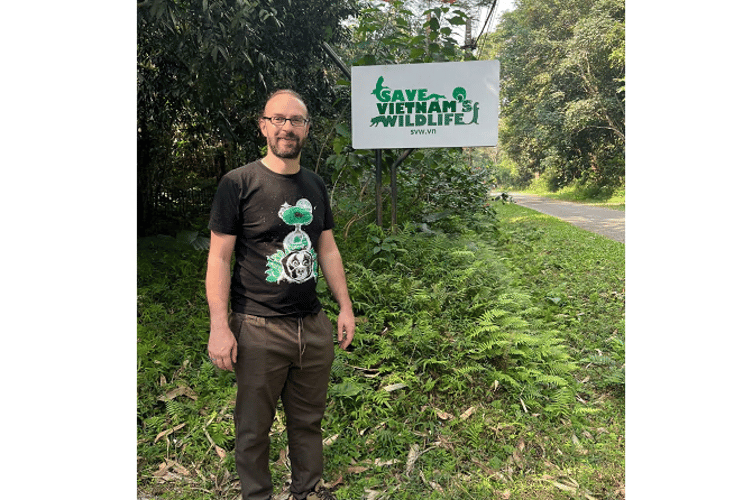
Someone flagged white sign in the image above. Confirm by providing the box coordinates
[351,60,499,150]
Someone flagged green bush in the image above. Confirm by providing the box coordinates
[137,189,624,499]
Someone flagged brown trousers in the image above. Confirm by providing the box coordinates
[229,310,335,500]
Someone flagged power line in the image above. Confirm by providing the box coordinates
[475,0,498,55]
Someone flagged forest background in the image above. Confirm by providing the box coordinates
[5,0,752,499]
[136,0,625,237]
[135,2,629,499]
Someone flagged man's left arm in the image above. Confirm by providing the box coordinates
[317,229,355,350]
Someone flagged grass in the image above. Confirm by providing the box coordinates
[137,200,625,500]
[516,179,626,211]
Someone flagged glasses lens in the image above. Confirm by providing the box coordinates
[267,116,307,127]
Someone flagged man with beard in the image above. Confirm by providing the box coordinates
[206,90,355,500]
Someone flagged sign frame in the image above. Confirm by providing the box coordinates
[351,60,500,150]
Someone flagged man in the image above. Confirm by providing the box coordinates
[206,89,355,500]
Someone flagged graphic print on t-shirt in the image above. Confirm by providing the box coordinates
[265,199,319,284]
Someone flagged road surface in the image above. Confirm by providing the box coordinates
[499,192,625,243]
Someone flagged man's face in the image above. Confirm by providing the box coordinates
[260,93,310,160]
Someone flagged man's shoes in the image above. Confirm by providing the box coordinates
[304,479,337,500]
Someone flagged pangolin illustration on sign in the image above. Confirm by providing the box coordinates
[351,60,499,149]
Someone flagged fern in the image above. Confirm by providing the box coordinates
[457,298,578,418]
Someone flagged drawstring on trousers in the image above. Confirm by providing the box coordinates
[297,317,306,369]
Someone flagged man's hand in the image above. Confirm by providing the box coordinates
[206,230,237,371]
[208,325,237,371]
[337,309,356,350]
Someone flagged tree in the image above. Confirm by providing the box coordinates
[488,0,624,189]
[137,0,358,235]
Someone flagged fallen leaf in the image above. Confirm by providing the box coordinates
[383,382,407,392]
[460,406,476,420]
[275,446,289,467]
[153,460,190,478]
[154,462,169,477]
[323,434,339,446]
[347,466,369,474]
[364,489,382,500]
[436,409,454,420]
[154,423,187,443]
[501,490,512,499]
[158,385,198,401]
[519,398,528,413]
[214,445,226,459]
[172,462,190,476]
[373,458,398,466]
[550,480,577,493]
[419,470,444,492]
[405,444,420,476]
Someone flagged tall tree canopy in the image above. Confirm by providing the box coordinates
[137,0,357,235]
[486,0,624,189]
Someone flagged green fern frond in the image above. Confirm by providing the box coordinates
[535,374,568,388]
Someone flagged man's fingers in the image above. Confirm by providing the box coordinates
[217,354,234,371]
[209,349,235,371]
[338,325,354,350]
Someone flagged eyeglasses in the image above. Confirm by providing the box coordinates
[262,116,310,128]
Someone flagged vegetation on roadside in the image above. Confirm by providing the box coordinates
[137,198,625,500]
[517,179,626,210]
[137,1,625,498]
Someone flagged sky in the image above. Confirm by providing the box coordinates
[461,0,517,45]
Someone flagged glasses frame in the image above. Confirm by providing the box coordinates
[261,116,310,128]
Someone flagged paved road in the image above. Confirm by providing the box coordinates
[498,192,625,243]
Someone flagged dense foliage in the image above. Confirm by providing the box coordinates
[137,200,624,499]
[137,0,357,235]
[137,1,626,498]
[483,0,625,191]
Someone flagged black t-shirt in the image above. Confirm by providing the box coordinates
[208,160,334,317]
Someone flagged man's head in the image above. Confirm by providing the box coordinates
[259,90,310,160]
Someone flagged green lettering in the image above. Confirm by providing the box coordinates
[444,113,453,125]
[454,113,464,124]
[427,101,441,113]
[405,89,418,101]
[391,89,405,102]
[415,101,427,113]
[395,103,405,114]
[418,89,428,101]
[428,114,437,126]
[404,102,415,113]
[377,103,388,114]
[415,114,426,126]
[442,101,457,113]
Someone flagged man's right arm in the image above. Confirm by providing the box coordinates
[206,230,238,371]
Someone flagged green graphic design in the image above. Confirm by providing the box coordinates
[265,199,318,284]
[369,76,480,129]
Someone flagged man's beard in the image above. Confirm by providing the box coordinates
[269,133,305,159]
